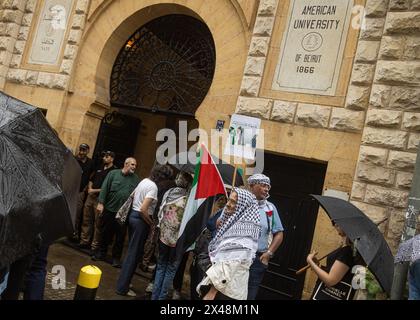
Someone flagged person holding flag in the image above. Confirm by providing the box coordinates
[198,188,261,300]
[174,144,227,262]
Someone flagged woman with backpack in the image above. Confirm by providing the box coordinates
[151,171,193,300]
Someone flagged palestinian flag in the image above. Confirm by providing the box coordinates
[175,144,226,259]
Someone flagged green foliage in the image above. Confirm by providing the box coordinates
[365,269,385,299]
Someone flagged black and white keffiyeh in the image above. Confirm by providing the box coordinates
[247,173,270,187]
[208,188,261,262]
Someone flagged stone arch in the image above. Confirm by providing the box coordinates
[60,0,250,150]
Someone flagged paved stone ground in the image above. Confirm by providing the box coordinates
[43,241,190,300]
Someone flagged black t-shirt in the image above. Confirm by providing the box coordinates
[77,157,94,192]
[91,165,117,189]
[311,246,363,300]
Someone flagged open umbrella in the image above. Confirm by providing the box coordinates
[395,234,420,264]
[0,91,81,268]
[167,151,244,187]
[311,195,394,296]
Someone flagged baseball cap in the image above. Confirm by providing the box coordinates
[102,150,115,158]
[79,143,90,150]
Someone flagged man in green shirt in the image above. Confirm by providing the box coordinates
[93,157,140,267]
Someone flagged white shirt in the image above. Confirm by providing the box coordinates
[132,178,158,215]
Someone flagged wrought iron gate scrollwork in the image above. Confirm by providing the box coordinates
[110,14,216,116]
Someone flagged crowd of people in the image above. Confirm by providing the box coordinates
[1,143,419,300]
[68,143,286,300]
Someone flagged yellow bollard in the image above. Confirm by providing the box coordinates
[74,265,102,300]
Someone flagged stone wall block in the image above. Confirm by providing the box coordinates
[385,12,420,35]
[408,133,420,151]
[64,44,78,60]
[370,85,392,108]
[388,150,417,170]
[9,53,21,68]
[351,64,375,85]
[396,171,413,189]
[403,36,420,60]
[25,0,37,13]
[295,104,331,128]
[360,18,385,40]
[356,40,380,63]
[351,182,367,201]
[75,0,89,14]
[21,13,33,27]
[356,163,396,185]
[389,0,410,10]
[365,0,389,17]
[68,30,82,45]
[365,185,409,208]
[346,85,370,110]
[270,100,297,123]
[6,68,26,83]
[362,127,408,149]
[244,57,265,76]
[329,108,365,132]
[236,97,273,119]
[389,86,420,111]
[258,0,277,16]
[379,36,404,59]
[403,112,420,131]
[375,61,420,85]
[26,70,38,85]
[71,14,86,30]
[249,37,269,57]
[253,17,275,37]
[240,76,261,97]
[366,109,402,128]
[17,26,28,40]
[358,145,388,166]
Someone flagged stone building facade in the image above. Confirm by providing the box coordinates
[0,0,419,299]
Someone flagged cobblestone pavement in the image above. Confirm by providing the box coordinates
[44,241,190,300]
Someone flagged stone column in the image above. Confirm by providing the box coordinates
[350,0,420,252]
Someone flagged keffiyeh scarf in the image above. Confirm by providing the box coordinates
[208,188,261,263]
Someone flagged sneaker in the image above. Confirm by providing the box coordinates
[116,289,136,297]
[172,289,181,300]
[78,242,90,249]
[126,289,136,297]
[145,282,154,293]
[112,258,121,268]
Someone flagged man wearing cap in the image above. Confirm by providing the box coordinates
[247,173,284,300]
[79,151,117,252]
[74,143,94,241]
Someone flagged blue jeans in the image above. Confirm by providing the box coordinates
[409,259,420,300]
[116,210,150,294]
[247,253,268,300]
[23,245,49,300]
[152,241,180,300]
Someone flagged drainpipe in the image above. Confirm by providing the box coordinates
[390,147,420,300]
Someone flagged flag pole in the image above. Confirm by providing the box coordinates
[232,165,238,189]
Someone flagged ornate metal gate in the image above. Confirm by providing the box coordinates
[110,14,216,117]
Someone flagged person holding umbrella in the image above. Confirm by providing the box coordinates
[306,221,364,300]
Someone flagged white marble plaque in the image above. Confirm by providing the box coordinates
[272,0,353,96]
[28,0,73,66]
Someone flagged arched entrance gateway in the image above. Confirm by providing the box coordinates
[63,1,250,178]
[94,14,216,170]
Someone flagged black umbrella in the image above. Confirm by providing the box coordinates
[167,151,244,187]
[311,195,394,296]
[0,91,81,268]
